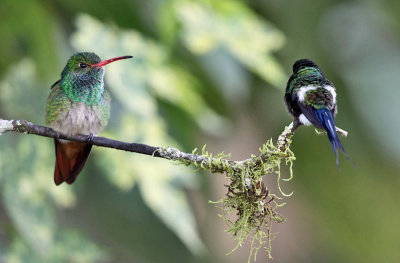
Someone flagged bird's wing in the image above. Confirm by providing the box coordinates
[284,91,301,117]
[45,81,71,126]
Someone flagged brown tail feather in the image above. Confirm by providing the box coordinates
[54,139,93,185]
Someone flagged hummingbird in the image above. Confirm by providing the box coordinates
[284,58,350,166]
[46,52,132,185]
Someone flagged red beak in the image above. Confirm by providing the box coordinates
[91,55,133,68]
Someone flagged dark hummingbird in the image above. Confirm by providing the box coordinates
[284,58,350,166]
[46,52,132,185]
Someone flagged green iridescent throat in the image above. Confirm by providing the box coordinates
[61,70,105,105]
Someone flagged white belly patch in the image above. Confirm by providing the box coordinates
[297,86,317,102]
[52,103,105,136]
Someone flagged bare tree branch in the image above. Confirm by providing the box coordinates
[0,119,161,156]
[0,119,348,172]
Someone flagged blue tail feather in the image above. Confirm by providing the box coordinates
[313,108,351,167]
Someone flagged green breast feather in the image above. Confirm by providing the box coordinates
[46,81,110,128]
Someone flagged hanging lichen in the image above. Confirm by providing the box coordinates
[0,118,300,261]
[159,123,296,261]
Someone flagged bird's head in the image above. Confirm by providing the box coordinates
[61,52,132,82]
[292,59,320,74]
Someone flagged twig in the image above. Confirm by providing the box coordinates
[335,126,348,137]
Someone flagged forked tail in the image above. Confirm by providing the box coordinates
[313,108,351,167]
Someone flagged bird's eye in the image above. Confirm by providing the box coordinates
[79,63,87,68]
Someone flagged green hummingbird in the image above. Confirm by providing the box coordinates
[46,52,132,185]
[284,58,350,166]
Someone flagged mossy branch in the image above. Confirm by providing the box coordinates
[0,118,348,261]
[0,119,347,170]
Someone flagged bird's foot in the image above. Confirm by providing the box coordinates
[86,133,94,143]
[292,119,302,132]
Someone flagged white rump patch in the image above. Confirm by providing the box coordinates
[299,114,312,126]
[297,86,317,102]
[297,85,337,105]
[324,85,337,104]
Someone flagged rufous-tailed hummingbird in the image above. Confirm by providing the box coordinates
[284,58,350,166]
[46,52,132,185]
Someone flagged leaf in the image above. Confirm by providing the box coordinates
[0,59,46,122]
[1,137,56,255]
[5,230,106,263]
[71,14,226,134]
[176,1,286,88]
[137,157,205,255]
[0,61,83,260]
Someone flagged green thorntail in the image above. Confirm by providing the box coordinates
[284,59,351,166]
[46,52,132,185]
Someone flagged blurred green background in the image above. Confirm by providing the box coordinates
[1,0,400,262]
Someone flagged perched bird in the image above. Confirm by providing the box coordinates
[284,58,349,166]
[46,52,132,185]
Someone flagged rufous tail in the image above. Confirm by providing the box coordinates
[54,139,92,185]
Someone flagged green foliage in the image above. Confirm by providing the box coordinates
[4,0,400,262]
[177,0,286,88]
[0,0,58,78]
[6,231,106,263]
[0,0,288,262]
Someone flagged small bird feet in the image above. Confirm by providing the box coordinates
[86,133,94,143]
[292,119,302,132]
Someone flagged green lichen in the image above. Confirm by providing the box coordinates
[160,124,296,261]
[210,139,295,261]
